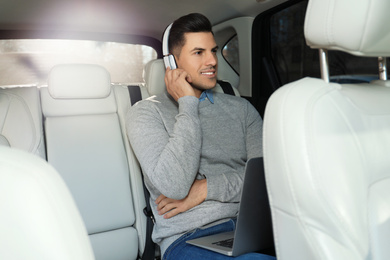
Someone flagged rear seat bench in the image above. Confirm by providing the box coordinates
[0,65,151,259]
[0,60,239,260]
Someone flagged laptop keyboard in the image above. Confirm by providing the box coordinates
[212,238,234,248]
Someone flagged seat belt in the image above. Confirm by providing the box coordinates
[217,80,235,96]
[140,182,156,260]
[127,85,156,260]
[128,85,143,106]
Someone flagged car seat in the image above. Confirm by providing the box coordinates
[263,0,390,259]
[0,146,94,260]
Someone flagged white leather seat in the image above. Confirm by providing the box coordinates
[0,146,94,260]
[263,0,390,259]
[143,59,240,96]
[40,64,146,260]
[0,87,46,159]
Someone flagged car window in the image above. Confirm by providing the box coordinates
[0,39,157,86]
[222,35,239,74]
[270,0,317,85]
[252,0,388,119]
[269,0,387,85]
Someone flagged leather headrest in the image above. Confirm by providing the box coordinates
[48,64,111,99]
[143,59,166,96]
[304,0,390,56]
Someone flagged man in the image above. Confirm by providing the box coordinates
[127,13,275,260]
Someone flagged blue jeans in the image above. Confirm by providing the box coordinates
[163,219,276,260]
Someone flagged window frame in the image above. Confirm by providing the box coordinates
[252,0,306,118]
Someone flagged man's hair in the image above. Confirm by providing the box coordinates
[169,13,213,57]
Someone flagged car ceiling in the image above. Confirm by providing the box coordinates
[0,0,287,41]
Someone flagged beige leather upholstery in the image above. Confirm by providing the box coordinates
[0,146,94,260]
[143,59,240,96]
[41,64,145,260]
[112,83,149,253]
[48,64,111,99]
[143,59,166,96]
[263,0,390,259]
[0,87,46,159]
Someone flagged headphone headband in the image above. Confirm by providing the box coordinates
[162,23,173,57]
[162,23,177,69]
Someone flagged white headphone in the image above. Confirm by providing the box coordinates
[162,23,178,70]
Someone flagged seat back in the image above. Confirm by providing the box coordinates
[40,64,142,260]
[263,0,390,259]
[0,86,46,158]
[0,146,94,260]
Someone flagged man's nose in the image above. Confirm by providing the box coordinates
[205,52,217,67]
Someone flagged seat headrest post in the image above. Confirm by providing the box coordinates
[378,57,388,81]
[319,49,329,83]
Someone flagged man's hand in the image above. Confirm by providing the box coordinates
[164,67,196,101]
[155,179,207,219]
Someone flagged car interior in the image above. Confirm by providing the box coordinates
[0,0,389,259]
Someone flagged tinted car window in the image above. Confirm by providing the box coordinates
[270,0,387,85]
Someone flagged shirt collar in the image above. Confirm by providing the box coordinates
[199,89,214,104]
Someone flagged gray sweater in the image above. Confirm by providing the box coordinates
[126,91,263,255]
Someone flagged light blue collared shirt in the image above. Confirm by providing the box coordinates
[199,89,214,104]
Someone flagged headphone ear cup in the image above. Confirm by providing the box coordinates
[163,54,177,70]
[168,54,177,70]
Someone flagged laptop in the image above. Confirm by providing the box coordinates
[186,157,274,256]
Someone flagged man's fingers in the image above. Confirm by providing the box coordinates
[158,201,177,215]
[162,203,189,219]
[155,194,165,204]
[156,197,189,218]
[156,196,177,212]
[163,208,181,219]
[164,68,195,101]
[155,194,167,208]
